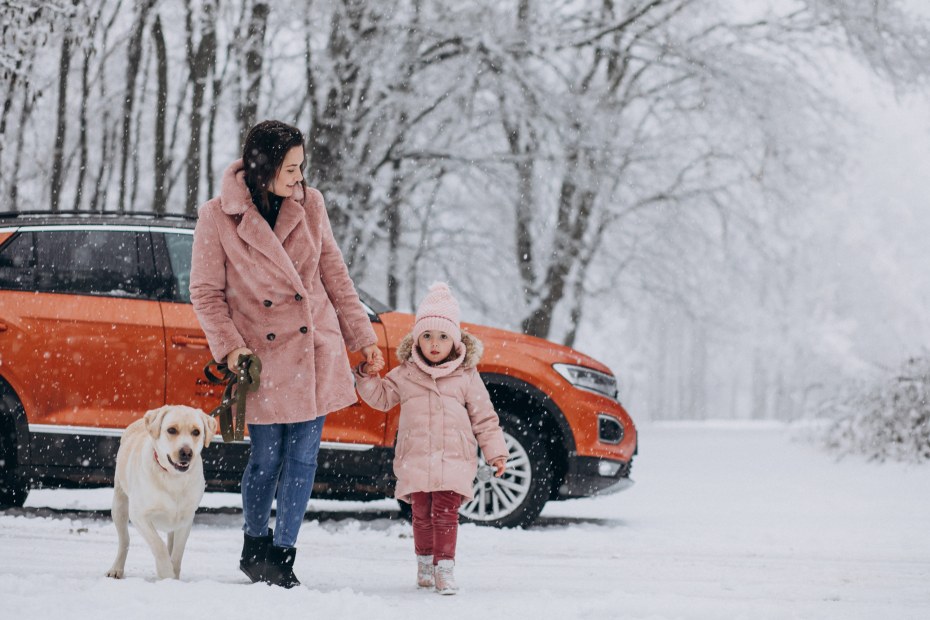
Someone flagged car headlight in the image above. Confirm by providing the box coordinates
[552,363,618,399]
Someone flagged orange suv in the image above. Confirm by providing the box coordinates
[0,212,637,527]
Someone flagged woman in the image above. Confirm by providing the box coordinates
[190,120,382,588]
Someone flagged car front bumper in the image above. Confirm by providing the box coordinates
[558,454,635,498]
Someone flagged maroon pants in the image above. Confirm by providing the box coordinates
[410,491,463,563]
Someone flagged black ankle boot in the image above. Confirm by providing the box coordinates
[239,529,273,583]
[264,545,300,588]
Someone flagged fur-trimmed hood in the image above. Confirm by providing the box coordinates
[395,331,483,369]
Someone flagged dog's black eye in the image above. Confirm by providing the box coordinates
[167,427,178,435]
[192,429,201,436]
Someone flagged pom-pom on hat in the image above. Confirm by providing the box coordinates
[413,282,462,345]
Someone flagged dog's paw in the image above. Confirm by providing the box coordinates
[105,568,124,579]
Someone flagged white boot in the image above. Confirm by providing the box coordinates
[434,559,458,595]
[416,555,434,589]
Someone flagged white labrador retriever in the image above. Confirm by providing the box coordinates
[106,405,216,580]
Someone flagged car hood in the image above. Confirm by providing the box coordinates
[377,311,613,375]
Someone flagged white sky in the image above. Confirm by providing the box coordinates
[828,71,930,367]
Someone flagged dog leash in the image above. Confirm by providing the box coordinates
[203,353,262,442]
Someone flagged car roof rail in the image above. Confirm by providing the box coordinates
[0,210,197,221]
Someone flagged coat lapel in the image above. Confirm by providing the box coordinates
[237,207,308,296]
[273,198,303,245]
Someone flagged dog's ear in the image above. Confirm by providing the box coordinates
[200,411,217,447]
[143,406,170,440]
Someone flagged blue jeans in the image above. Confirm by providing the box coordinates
[241,417,326,548]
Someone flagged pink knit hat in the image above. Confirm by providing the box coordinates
[413,282,462,345]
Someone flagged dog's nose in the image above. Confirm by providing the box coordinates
[178,446,193,462]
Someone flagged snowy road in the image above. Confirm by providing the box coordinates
[2,423,928,619]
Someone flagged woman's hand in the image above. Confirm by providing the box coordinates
[361,345,384,373]
[226,347,253,370]
[489,456,507,477]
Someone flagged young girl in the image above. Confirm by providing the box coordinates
[355,282,508,594]
[190,120,382,588]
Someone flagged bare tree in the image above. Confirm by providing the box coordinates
[184,0,218,214]
[117,0,157,213]
[72,3,109,212]
[238,1,269,143]
[49,1,80,212]
[151,12,169,214]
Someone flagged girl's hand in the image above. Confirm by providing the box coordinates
[361,357,385,375]
[490,456,507,477]
[226,347,253,370]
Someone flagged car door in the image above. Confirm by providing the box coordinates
[0,225,166,468]
[150,227,223,415]
[152,228,390,449]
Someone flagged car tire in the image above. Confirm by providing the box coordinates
[459,412,553,528]
[0,420,28,509]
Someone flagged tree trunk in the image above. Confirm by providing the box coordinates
[239,2,270,144]
[72,39,92,211]
[152,13,168,215]
[117,0,156,213]
[0,69,21,195]
[185,0,217,215]
[652,308,668,421]
[88,0,125,211]
[522,147,595,338]
[386,159,403,307]
[129,47,153,212]
[71,4,105,212]
[50,27,73,212]
[382,1,422,306]
[689,320,708,419]
[10,77,36,209]
[507,0,537,305]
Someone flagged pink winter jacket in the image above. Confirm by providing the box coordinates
[355,333,508,503]
[189,160,377,425]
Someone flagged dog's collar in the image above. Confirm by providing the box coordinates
[153,449,169,473]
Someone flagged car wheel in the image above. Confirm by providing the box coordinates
[459,412,553,528]
[0,422,28,509]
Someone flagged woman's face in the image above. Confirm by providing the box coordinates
[269,146,305,197]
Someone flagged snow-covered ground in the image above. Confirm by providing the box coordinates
[2,423,928,620]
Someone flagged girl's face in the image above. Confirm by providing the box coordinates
[269,145,305,197]
[417,330,455,364]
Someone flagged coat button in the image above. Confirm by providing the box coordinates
[266,333,276,341]
[295,293,303,301]
[299,326,308,334]
[263,300,272,307]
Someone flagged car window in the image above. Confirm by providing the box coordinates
[0,231,37,289]
[163,232,193,304]
[0,229,153,298]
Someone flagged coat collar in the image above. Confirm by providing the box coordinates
[219,160,310,296]
[219,159,307,216]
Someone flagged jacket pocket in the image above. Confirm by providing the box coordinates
[396,431,411,461]
[459,431,477,459]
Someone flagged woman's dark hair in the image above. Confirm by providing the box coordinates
[241,120,305,215]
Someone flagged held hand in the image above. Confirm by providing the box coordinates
[361,345,384,371]
[226,347,253,370]
[490,456,507,477]
[363,357,386,375]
